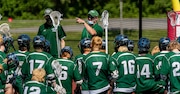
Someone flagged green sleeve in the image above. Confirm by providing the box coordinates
[58,25,66,39]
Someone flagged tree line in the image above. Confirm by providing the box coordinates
[0,0,172,19]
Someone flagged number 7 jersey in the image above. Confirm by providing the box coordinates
[83,51,117,93]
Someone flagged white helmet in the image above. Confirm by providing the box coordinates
[44,8,53,16]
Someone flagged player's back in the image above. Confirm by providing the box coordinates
[56,58,81,94]
[24,51,54,81]
[153,51,169,76]
[14,50,30,75]
[135,54,155,92]
[162,51,180,92]
[23,81,47,94]
[83,51,110,90]
[112,52,136,92]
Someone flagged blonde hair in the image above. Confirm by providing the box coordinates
[167,40,179,51]
[91,36,102,49]
[151,46,160,55]
[0,34,3,45]
[0,64,3,73]
[118,46,128,52]
[31,68,46,82]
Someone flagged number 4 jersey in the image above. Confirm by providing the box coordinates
[135,54,165,93]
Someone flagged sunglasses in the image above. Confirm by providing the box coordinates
[88,15,94,20]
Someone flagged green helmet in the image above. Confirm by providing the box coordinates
[44,8,53,16]
[88,10,99,17]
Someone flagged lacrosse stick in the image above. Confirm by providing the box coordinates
[168,11,178,27]
[100,10,109,54]
[51,60,63,87]
[0,23,15,52]
[0,23,11,37]
[50,11,63,58]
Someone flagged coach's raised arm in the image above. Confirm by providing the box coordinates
[76,10,103,40]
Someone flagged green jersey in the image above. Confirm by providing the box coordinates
[112,52,136,93]
[160,51,180,93]
[83,51,117,94]
[0,51,11,94]
[23,81,47,94]
[22,51,54,82]
[81,23,103,39]
[38,23,66,58]
[55,58,82,94]
[153,51,169,77]
[0,51,6,64]
[0,72,6,94]
[14,50,30,76]
[74,54,88,91]
[135,54,164,93]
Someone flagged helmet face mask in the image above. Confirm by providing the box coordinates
[128,40,134,52]
[44,40,50,53]
[79,38,91,54]
[114,34,129,52]
[159,37,170,51]
[7,53,19,70]
[33,35,46,49]
[60,46,73,59]
[3,35,14,53]
[17,34,30,51]
[138,38,150,54]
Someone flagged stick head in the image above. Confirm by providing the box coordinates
[168,11,177,27]
[100,10,109,28]
[50,11,63,29]
[0,23,11,37]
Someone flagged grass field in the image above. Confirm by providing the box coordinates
[0,19,168,56]
[10,29,167,57]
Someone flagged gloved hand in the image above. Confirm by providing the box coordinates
[54,84,66,94]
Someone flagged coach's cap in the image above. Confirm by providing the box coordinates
[88,10,99,17]
[44,8,53,16]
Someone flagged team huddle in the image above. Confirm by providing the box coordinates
[0,30,180,94]
[0,7,180,94]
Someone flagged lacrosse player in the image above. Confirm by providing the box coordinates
[153,37,170,79]
[22,35,66,93]
[83,36,118,94]
[158,40,180,94]
[0,34,7,94]
[14,34,31,76]
[74,38,91,94]
[76,10,103,40]
[38,8,66,58]
[135,38,165,94]
[3,53,21,94]
[23,68,47,94]
[54,46,82,94]
[112,35,136,94]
